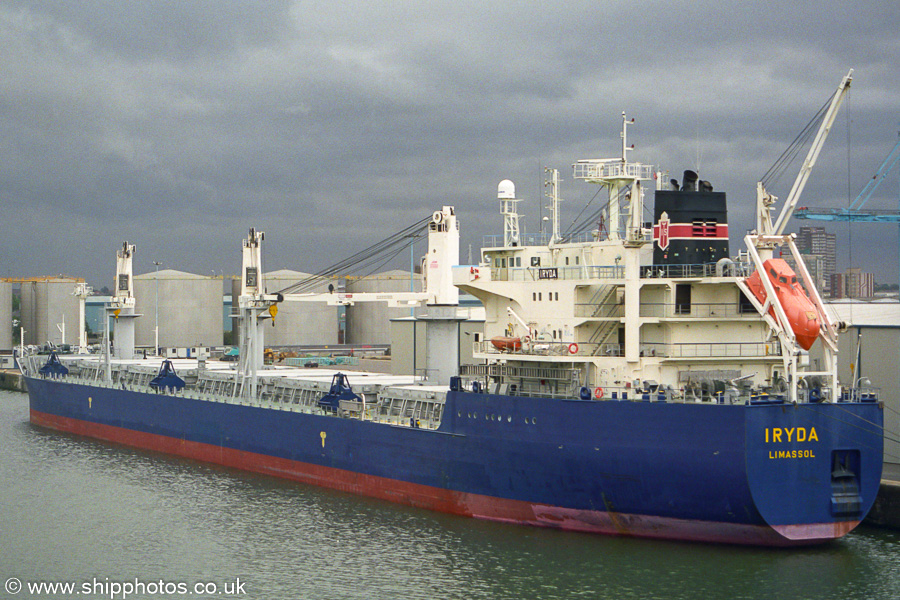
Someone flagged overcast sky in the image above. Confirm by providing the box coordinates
[2,0,899,289]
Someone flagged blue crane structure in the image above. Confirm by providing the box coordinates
[794,131,900,289]
[795,131,900,222]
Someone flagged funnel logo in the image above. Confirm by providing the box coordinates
[657,212,670,251]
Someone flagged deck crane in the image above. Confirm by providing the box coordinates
[73,282,92,354]
[110,242,141,360]
[756,70,854,243]
[237,207,460,398]
[741,70,853,403]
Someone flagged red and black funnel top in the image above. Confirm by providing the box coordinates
[652,171,729,266]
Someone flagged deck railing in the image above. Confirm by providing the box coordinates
[474,340,781,359]
[638,303,758,318]
[572,159,654,181]
[483,262,752,282]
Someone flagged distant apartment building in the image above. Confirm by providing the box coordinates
[782,251,828,294]
[830,268,875,299]
[795,226,836,295]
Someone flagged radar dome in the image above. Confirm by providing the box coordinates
[497,179,516,199]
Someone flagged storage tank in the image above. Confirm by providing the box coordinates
[262,270,338,346]
[19,278,82,347]
[345,270,422,345]
[0,282,12,350]
[134,270,223,349]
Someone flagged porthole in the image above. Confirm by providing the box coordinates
[507,416,512,422]
[532,417,537,425]
[473,412,478,419]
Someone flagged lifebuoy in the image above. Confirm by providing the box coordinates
[594,387,604,399]
[568,343,579,354]
[523,336,531,344]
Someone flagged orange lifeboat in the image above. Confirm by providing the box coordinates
[745,259,820,350]
[490,336,522,352]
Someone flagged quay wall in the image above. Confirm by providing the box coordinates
[865,480,900,530]
[0,370,25,392]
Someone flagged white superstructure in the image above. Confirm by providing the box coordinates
[453,100,853,404]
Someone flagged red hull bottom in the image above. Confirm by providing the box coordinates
[30,409,853,546]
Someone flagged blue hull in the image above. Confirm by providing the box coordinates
[25,376,884,545]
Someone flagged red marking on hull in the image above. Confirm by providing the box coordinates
[29,409,844,546]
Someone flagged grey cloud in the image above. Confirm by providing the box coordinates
[1,1,899,287]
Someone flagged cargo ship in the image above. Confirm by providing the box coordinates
[19,74,886,546]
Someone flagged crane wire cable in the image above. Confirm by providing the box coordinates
[761,92,834,188]
[275,217,431,296]
[561,186,605,240]
[565,204,607,240]
[277,218,428,295]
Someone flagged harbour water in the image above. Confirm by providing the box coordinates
[2,389,899,600]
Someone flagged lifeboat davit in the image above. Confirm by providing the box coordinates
[745,258,820,350]
[490,336,522,352]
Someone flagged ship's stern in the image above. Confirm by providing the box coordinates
[744,401,884,544]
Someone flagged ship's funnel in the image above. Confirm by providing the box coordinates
[681,170,698,191]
